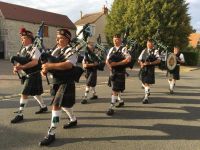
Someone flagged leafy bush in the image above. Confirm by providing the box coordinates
[182,51,199,66]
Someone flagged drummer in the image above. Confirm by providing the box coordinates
[167,46,185,94]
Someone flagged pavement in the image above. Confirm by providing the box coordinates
[0,59,200,150]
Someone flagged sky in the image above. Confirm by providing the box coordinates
[1,0,199,32]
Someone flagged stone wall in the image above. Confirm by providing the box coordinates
[3,19,75,59]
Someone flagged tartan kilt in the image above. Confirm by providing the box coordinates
[140,66,155,84]
[111,72,125,92]
[50,82,75,108]
[85,69,97,87]
[22,72,43,96]
[167,65,180,80]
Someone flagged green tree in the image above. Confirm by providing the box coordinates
[105,0,193,50]
[105,0,129,45]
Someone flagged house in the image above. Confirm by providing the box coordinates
[0,1,76,59]
[188,33,200,48]
[75,5,108,45]
[188,33,200,66]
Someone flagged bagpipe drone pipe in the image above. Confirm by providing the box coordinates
[152,29,170,71]
[84,47,105,71]
[108,26,139,70]
[84,35,107,71]
[40,24,92,83]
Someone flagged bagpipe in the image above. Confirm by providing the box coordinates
[152,29,177,72]
[10,22,45,84]
[84,34,107,71]
[93,43,106,71]
[108,26,139,70]
[40,48,84,84]
[40,24,91,84]
[139,48,157,79]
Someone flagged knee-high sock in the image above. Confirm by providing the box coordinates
[168,79,171,84]
[48,110,62,135]
[33,95,46,108]
[110,95,118,109]
[19,98,28,114]
[84,86,90,98]
[169,80,175,90]
[62,107,76,122]
[144,86,150,99]
[91,87,96,95]
[118,93,123,103]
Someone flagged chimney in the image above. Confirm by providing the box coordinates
[102,5,108,14]
[80,11,83,19]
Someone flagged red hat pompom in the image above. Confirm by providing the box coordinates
[20,28,26,34]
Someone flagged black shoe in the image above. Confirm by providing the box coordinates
[35,106,48,114]
[115,102,124,108]
[11,115,23,123]
[81,99,88,104]
[90,95,98,100]
[169,89,174,94]
[63,120,77,129]
[142,98,149,104]
[39,134,55,146]
[106,109,114,116]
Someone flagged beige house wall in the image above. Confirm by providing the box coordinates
[2,19,75,59]
[94,15,107,45]
[76,15,107,46]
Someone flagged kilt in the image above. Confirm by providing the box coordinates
[50,82,75,108]
[22,72,43,96]
[167,65,180,80]
[110,70,125,92]
[139,66,155,84]
[85,68,97,87]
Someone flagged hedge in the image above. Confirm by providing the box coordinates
[182,51,199,66]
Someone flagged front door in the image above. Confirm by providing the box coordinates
[0,41,4,59]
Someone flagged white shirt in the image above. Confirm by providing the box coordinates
[138,48,160,61]
[21,44,41,60]
[51,47,77,66]
[178,53,185,63]
[106,46,131,60]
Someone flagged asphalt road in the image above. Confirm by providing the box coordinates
[0,60,200,150]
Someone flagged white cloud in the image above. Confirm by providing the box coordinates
[193,21,200,32]
[1,0,114,21]
[186,0,200,4]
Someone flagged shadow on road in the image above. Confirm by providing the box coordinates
[0,124,43,149]
[48,123,200,147]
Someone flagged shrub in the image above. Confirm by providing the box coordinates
[182,51,199,66]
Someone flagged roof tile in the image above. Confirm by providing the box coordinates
[75,12,104,25]
[0,1,76,29]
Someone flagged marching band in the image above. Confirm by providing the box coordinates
[9,24,185,146]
